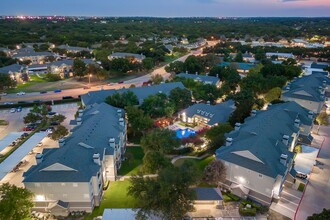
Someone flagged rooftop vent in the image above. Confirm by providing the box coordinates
[109,138,115,148]
[76,117,82,125]
[78,109,84,117]
[251,110,257,117]
[294,119,300,128]
[308,111,314,119]
[226,137,233,146]
[93,153,101,165]
[119,118,125,126]
[282,135,290,146]
[234,123,241,131]
[280,154,288,166]
[59,138,65,147]
[36,153,43,164]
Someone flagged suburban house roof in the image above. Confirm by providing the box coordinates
[0,64,23,74]
[242,52,254,58]
[265,52,294,58]
[23,103,126,182]
[57,45,92,52]
[310,62,329,70]
[81,82,185,106]
[194,188,223,201]
[282,73,329,102]
[49,59,95,67]
[13,51,54,58]
[176,73,220,85]
[216,101,313,178]
[218,62,256,71]
[179,100,236,126]
[109,52,146,60]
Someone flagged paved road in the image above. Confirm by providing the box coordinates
[1,49,203,104]
[295,125,330,220]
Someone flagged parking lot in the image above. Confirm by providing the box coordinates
[0,102,78,186]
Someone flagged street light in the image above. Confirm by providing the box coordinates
[88,74,92,85]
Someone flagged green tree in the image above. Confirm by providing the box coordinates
[128,164,199,220]
[140,128,180,154]
[234,52,243,62]
[105,91,139,108]
[126,106,153,135]
[141,93,175,118]
[142,57,154,70]
[307,209,330,220]
[0,73,16,91]
[50,114,66,123]
[150,74,163,85]
[0,183,34,220]
[73,58,87,77]
[203,160,227,186]
[184,55,203,74]
[51,125,69,140]
[142,151,172,174]
[264,87,282,103]
[169,87,192,111]
[110,58,131,73]
[23,112,42,124]
[316,112,329,126]
[165,61,185,73]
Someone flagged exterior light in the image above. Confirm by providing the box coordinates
[35,195,45,201]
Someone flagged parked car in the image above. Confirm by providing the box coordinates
[296,172,308,179]
[83,86,91,90]
[62,96,73,99]
[17,106,22,112]
[50,121,60,126]
[0,92,7,96]
[21,133,29,138]
[10,108,16,113]
[4,102,14,105]
[118,81,124,84]
[40,91,47,94]
[48,112,57,116]
[17,91,26,96]
[36,143,43,147]
[54,89,62,93]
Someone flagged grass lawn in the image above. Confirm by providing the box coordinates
[118,146,144,176]
[0,120,9,126]
[85,180,138,220]
[173,156,214,172]
[164,52,185,63]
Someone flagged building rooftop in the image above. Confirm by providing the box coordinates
[194,188,223,201]
[57,45,92,52]
[179,100,236,126]
[176,72,220,85]
[0,64,23,74]
[218,62,256,71]
[310,62,329,70]
[282,73,329,103]
[109,52,146,60]
[23,103,125,182]
[81,82,185,106]
[216,101,313,178]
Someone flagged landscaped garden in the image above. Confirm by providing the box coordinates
[117,146,144,176]
[173,155,214,172]
[84,179,138,220]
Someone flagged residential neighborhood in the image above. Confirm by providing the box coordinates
[0,10,329,220]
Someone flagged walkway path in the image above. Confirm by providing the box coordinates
[171,154,210,164]
[295,125,330,220]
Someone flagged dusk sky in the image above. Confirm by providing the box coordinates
[1,0,330,17]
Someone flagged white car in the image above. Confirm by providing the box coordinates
[17,91,26,96]
[10,108,16,113]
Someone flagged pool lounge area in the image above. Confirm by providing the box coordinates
[176,128,196,139]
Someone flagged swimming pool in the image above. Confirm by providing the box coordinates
[175,128,196,139]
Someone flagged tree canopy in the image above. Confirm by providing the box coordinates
[0,183,34,220]
[105,91,139,108]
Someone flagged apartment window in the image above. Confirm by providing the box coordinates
[73,183,78,187]
[258,174,263,178]
[61,183,66,186]
[34,183,40,187]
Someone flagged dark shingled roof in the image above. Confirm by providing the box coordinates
[282,73,329,102]
[176,73,220,85]
[179,100,236,126]
[0,64,23,74]
[81,82,185,106]
[194,188,223,201]
[310,62,329,70]
[23,103,126,182]
[216,102,313,178]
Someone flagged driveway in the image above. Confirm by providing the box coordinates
[270,187,302,219]
[295,125,330,220]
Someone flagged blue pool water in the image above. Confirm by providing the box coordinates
[176,128,196,139]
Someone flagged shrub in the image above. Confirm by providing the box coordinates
[298,183,305,192]
[45,72,62,82]
[239,203,257,216]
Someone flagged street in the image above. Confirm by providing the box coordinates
[0,49,203,104]
[295,125,330,220]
